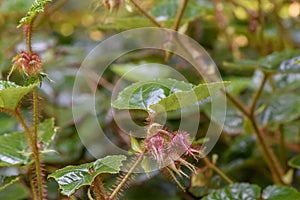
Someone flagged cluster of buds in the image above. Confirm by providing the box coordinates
[144,123,202,177]
[11,50,42,76]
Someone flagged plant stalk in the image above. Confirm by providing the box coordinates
[173,0,189,31]
[203,156,233,184]
[109,153,144,199]
[128,0,162,27]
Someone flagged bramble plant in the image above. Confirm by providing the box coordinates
[0,0,300,200]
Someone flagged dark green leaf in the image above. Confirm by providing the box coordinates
[0,118,57,166]
[0,81,37,110]
[202,183,261,200]
[0,175,20,191]
[288,155,300,169]
[48,155,126,196]
[223,50,300,73]
[112,79,193,112]
[257,93,300,125]
[112,79,228,113]
[151,82,228,113]
[262,185,300,200]
[0,183,29,200]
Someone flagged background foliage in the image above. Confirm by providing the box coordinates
[0,0,300,199]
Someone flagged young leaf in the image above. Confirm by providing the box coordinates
[18,0,52,27]
[288,155,300,169]
[48,155,126,196]
[202,183,261,200]
[0,175,20,191]
[0,118,57,166]
[112,79,228,113]
[112,79,193,111]
[130,134,142,153]
[262,185,300,200]
[0,81,37,110]
[150,82,228,113]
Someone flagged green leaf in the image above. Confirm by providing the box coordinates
[110,63,173,82]
[38,118,57,150]
[0,183,29,200]
[18,0,52,27]
[130,134,142,153]
[0,175,20,191]
[262,185,300,200]
[202,183,261,200]
[141,157,151,178]
[288,155,300,169]
[0,81,37,110]
[0,118,57,166]
[257,93,300,125]
[112,79,227,113]
[150,82,228,113]
[223,50,300,73]
[112,79,192,111]
[48,155,126,196]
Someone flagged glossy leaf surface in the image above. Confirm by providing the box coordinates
[202,183,261,200]
[112,79,227,113]
[0,118,57,166]
[48,155,126,196]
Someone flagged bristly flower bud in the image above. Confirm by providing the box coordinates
[144,134,166,166]
[11,50,42,76]
[169,131,201,161]
[144,125,202,174]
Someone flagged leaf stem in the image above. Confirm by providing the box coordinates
[203,156,233,184]
[128,0,162,27]
[109,153,144,200]
[173,0,189,31]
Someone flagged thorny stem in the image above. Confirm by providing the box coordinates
[109,153,144,199]
[128,0,162,27]
[173,0,189,31]
[26,22,33,54]
[24,17,45,199]
[92,176,107,200]
[33,87,39,145]
[16,108,44,199]
[203,156,233,184]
